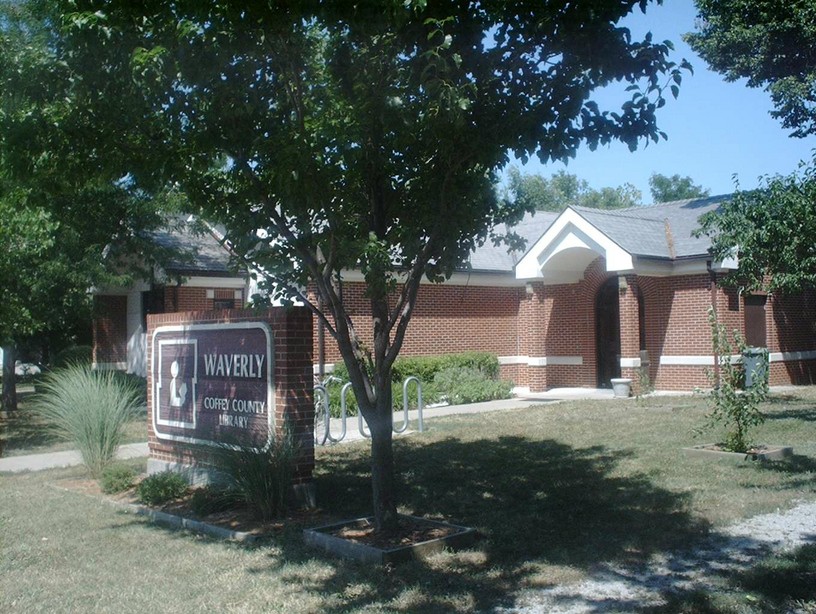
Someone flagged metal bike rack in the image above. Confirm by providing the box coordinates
[313,384,330,446]
[395,376,424,433]
[328,382,353,443]
[315,376,425,445]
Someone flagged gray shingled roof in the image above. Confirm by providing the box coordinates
[149,195,727,278]
[573,194,729,260]
[467,210,560,272]
[467,194,729,273]
[149,217,241,277]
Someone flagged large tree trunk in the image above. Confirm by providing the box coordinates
[1,345,17,415]
[368,384,398,532]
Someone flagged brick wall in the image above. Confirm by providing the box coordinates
[146,308,314,487]
[161,286,242,312]
[516,258,614,390]
[313,281,522,363]
[635,274,713,390]
[138,267,815,397]
[92,295,128,365]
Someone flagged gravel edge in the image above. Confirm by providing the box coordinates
[498,499,816,613]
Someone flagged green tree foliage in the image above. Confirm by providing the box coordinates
[0,1,181,410]
[686,0,816,138]
[508,168,642,212]
[41,0,689,531]
[687,2,816,294]
[696,160,816,293]
[649,172,710,203]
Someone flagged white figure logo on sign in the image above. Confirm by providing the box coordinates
[169,360,188,408]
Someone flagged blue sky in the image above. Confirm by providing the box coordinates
[510,0,816,203]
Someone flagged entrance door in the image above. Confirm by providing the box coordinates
[596,277,621,387]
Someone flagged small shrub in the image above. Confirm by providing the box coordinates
[208,426,298,520]
[137,471,189,506]
[100,464,137,494]
[433,366,513,404]
[111,372,148,405]
[701,306,768,452]
[32,363,143,478]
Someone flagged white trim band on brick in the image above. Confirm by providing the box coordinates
[768,350,816,363]
[92,362,128,371]
[312,363,337,375]
[499,355,583,367]
[179,276,246,289]
[660,355,730,366]
[498,356,528,365]
[620,357,642,368]
[660,350,816,367]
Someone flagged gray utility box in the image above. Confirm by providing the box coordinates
[742,347,768,389]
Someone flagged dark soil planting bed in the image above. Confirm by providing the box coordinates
[303,515,477,565]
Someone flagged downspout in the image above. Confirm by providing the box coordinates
[317,294,325,380]
[707,260,720,384]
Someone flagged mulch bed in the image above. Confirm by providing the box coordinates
[329,517,457,550]
[57,476,323,536]
[57,476,455,548]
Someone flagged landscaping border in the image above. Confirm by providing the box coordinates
[303,515,477,565]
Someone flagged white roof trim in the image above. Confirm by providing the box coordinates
[515,208,633,282]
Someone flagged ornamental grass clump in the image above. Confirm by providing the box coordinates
[208,425,298,521]
[33,363,143,478]
[702,307,769,452]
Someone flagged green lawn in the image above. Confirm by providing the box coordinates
[0,390,147,457]
[1,390,814,612]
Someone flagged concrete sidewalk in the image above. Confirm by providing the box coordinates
[0,442,148,474]
[1,388,618,473]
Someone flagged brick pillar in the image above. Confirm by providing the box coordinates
[618,274,642,395]
[519,282,549,392]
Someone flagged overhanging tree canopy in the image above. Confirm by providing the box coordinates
[47,0,689,530]
[686,0,816,138]
[696,160,816,293]
[0,0,184,411]
[687,0,816,292]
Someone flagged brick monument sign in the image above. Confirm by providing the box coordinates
[146,308,314,504]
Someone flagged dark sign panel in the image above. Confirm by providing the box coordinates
[151,323,274,448]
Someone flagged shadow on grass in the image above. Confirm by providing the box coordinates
[755,454,816,490]
[763,394,816,422]
[0,392,63,455]
[644,543,816,613]
[764,407,816,422]
[241,435,711,613]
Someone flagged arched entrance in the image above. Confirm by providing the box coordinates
[596,277,620,387]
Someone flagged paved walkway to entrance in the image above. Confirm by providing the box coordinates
[0,388,620,473]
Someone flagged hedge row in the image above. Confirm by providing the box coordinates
[318,352,512,417]
[331,351,500,383]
